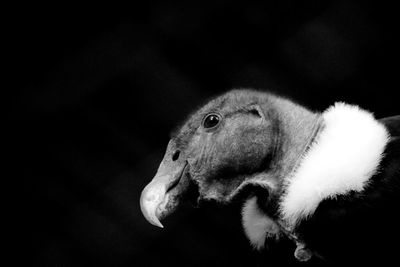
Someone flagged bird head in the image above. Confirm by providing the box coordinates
[140,89,319,228]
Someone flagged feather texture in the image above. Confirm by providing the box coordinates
[280,103,390,226]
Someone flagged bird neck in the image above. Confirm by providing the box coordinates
[270,98,323,187]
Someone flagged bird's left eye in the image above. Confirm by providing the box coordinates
[203,113,221,129]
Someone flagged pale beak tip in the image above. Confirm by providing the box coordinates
[140,186,166,229]
[155,221,164,228]
[150,216,164,228]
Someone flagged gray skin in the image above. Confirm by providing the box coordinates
[140,89,322,229]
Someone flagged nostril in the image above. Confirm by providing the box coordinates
[172,150,180,161]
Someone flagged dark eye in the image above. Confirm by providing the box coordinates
[203,113,221,129]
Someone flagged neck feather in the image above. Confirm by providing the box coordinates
[280,102,390,227]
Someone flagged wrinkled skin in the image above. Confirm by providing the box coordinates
[140,89,314,227]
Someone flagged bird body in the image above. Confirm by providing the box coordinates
[140,89,400,265]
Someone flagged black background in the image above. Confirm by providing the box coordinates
[8,1,398,266]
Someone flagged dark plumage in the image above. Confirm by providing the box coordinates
[140,89,400,265]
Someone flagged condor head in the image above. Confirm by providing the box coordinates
[140,89,318,228]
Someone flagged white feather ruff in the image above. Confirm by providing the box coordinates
[280,103,390,226]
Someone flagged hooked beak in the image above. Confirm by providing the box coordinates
[140,159,188,228]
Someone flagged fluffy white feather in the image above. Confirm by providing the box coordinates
[280,102,390,227]
[242,197,280,250]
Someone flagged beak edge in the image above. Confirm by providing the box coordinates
[140,182,167,228]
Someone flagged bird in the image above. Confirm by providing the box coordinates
[140,89,400,265]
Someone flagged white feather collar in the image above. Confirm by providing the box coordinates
[280,102,390,227]
[242,102,390,249]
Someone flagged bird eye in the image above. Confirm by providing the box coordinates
[203,113,221,129]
